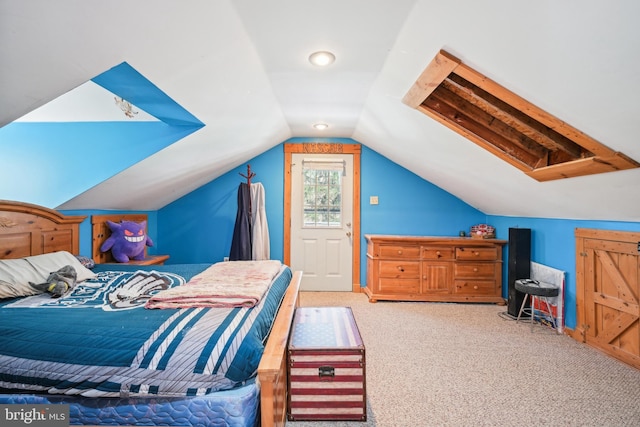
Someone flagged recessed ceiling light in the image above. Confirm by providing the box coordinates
[309,51,335,67]
[313,123,329,130]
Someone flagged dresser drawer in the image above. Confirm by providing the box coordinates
[454,279,497,295]
[455,247,498,261]
[377,278,421,294]
[454,262,496,278]
[378,260,420,278]
[421,246,454,260]
[377,245,420,259]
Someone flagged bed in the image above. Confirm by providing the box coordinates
[0,200,300,427]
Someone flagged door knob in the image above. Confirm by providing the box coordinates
[346,231,352,237]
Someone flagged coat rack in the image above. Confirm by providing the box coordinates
[240,164,256,186]
[240,164,256,219]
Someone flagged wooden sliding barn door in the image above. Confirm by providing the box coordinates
[575,228,640,369]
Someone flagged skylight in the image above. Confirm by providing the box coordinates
[403,50,640,181]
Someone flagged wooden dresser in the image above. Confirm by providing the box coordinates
[365,235,507,303]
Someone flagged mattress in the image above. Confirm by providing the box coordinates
[0,380,260,426]
[0,262,293,426]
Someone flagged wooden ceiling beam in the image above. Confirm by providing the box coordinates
[528,153,640,181]
[423,94,540,168]
[441,78,584,159]
[430,86,547,162]
[452,63,616,158]
[416,103,532,173]
[403,50,460,109]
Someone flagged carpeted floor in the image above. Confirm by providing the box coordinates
[285,291,640,427]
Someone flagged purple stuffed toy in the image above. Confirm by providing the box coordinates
[100,220,153,263]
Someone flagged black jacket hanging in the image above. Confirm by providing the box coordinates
[229,182,252,260]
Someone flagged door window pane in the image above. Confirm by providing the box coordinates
[302,168,342,227]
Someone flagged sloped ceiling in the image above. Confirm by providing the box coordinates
[2,1,640,221]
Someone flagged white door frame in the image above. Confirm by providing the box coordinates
[284,143,361,292]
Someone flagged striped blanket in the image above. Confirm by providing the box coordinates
[145,260,282,309]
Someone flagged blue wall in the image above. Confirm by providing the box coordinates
[0,122,195,207]
[157,144,285,264]
[360,145,487,235]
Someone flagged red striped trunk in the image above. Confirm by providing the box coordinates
[287,307,366,421]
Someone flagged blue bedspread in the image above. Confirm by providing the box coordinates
[0,263,292,399]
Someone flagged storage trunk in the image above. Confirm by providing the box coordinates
[287,306,366,421]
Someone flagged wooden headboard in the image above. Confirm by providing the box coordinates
[0,200,86,260]
[91,213,150,264]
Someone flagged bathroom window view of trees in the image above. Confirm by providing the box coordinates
[303,168,342,228]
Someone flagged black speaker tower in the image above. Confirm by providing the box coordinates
[507,228,531,318]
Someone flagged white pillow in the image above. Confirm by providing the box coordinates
[24,251,96,283]
[0,251,96,299]
[0,259,43,299]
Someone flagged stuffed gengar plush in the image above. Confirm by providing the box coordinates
[100,220,153,263]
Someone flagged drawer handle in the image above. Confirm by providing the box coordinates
[436,251,441,258]
[473,251,480,256]
[397,250,403,255]
[398,266,405,272]
[473,268,478,272]
[473,285,478,290]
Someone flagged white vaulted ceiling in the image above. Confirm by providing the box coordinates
[2,0,640,221]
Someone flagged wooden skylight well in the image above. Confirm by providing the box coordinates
[403,50,640,181]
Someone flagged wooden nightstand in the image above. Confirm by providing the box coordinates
[104,254,170,266]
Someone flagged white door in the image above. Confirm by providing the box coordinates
[290,153,353,291]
